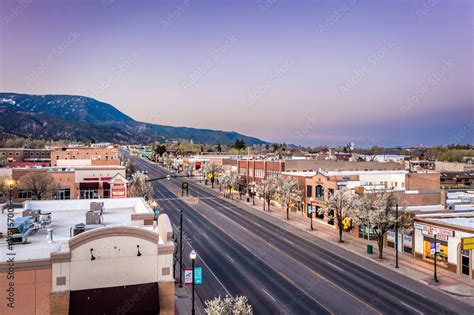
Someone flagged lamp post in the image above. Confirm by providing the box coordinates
[179,209,183,287]
[190,250,197,315]
[433,231,438,283]
[395,203,399,268]
[251,185,256,205]
[3,178,16,214]
[309,197,315,231]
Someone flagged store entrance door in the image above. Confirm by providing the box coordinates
[461,250,470,276]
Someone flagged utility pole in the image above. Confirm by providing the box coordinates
[179,209,183,287]
[433,232,438,283]
[395,203,399,268]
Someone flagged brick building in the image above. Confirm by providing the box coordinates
[51,147,120,167]
[0,148,51,164]
[11,165,127,201]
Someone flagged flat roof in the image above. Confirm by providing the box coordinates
[0,198,156,261]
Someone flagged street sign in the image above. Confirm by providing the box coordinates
[430,242,440,255]
[462,237,474,250]
[307,204,313,214]
[194,267,203,285]
[184,268,193,285]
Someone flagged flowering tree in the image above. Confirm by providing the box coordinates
[322,188,356,243]
[353,191,412,259]
[128,172,154,201]
[276,177,301,220]
[203,163,223,188]
[221,170,239,199]
[256,178,279,211]
[205,295,253,315]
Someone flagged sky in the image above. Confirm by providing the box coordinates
[0,0,473,147]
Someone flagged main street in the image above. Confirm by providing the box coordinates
[128,154,472,314]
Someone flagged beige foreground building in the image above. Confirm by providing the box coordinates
[0,198,174,315]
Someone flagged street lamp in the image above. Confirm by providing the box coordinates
[190,250,197,315]
[3,178,16,214]
[395,203,399,268]
[179,209,183,287]
[309,197,315,231]
[433,231,438,283]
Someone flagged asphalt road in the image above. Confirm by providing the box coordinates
[128,154,472,315]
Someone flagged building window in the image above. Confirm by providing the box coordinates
[306,185,313,198]
[316,185,324,199]
[56,188,71,200]
[18,190,32,199]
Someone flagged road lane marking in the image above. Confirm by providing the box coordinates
[400,302,423,315]
[186,217,193,224]
[326,262,344,272]
[284,238,295,245]
[226,254,234,263]
[262,289,276,302]
[202,233,209,239]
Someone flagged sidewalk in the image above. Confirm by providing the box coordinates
[195,181,474,306]
[175,281,206,315]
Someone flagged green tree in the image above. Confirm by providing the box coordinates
[234,139,246,150]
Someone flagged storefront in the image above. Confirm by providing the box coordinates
[387,231,413,254]
[414,217,474,278]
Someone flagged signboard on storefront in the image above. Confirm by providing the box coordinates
[461,237,474,251]
[403,235,412,247]
[415,223,455,241]
[387,231,395,242]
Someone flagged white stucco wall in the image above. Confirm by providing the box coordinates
[52,235,160,292]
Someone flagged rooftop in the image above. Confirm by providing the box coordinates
[0,198,158,261]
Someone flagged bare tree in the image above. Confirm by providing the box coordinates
[276,177,301,220]
[128,172,154,201]
[17,172,60,200]
[322,188,356,242]
[353,191,412,259]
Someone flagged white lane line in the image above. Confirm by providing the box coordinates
[400,301,423,315]
[262,288,276,302]
[186,217,193,224]
[326,262,344,272]
[284,238,295,245]
[196,253,233,298]
[226,254,234,263]
[202,233,209,239]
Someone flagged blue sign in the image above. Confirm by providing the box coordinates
[194,267,203,285]
[307,204,313,214]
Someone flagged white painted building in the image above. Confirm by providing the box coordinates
[414,213,474,279]
[0,198,175,315]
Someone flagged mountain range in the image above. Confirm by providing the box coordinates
[0,93,266,145]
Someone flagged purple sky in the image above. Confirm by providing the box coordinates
[1,0,472,146]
